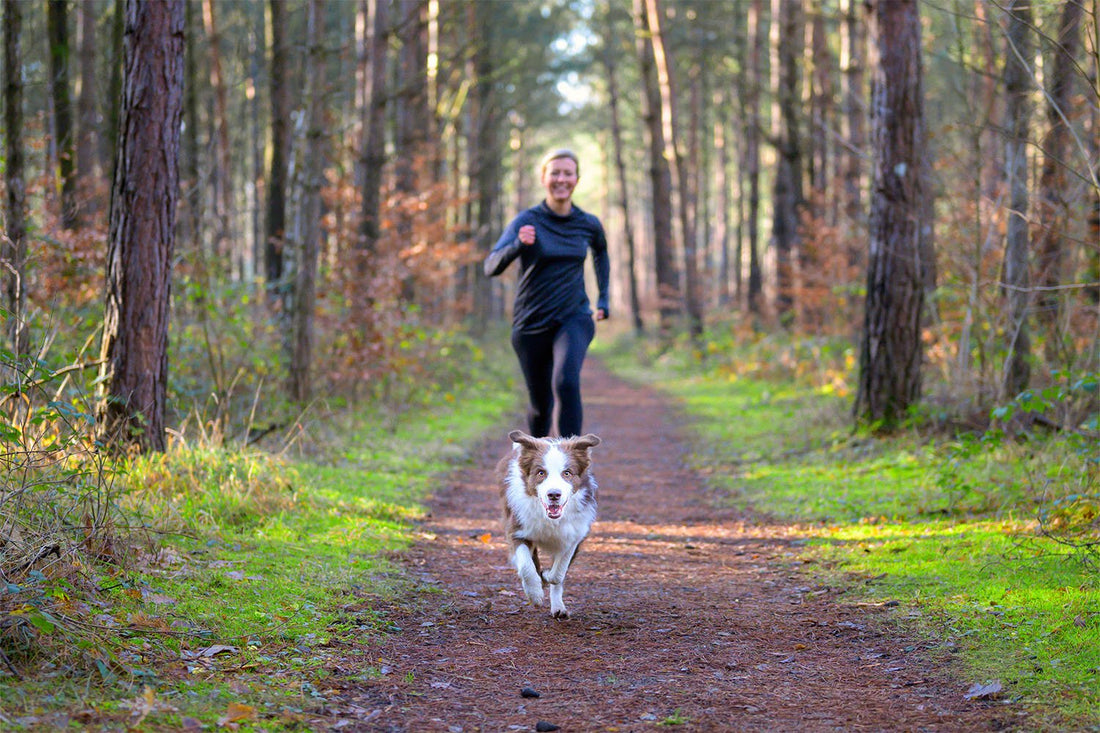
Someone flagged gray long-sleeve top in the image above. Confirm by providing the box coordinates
[484,201,610,334]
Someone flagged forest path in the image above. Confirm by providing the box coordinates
[323,359,1017,732]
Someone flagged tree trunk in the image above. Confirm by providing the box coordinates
[1000,0,1033,400]
[4,0,28,356]
[180,0,201,257]
[97,0,185,453]
[471,0,499,323]
[105,0,124,177]
[394,0,429,304]
[854,0,927,428]
[1034,0,1082,338]
[841,0,865,267]
[77,0,101,218]
[288,0,326,404]
[745,0,764,313]
[770,0,804,322]
[714,86,731,308]
[48,0,78,230]
[357,0,388,277]
[633,0,678,339]
[201,0,234,272]
[265,0,290,290]
[601,25,644,334]
[645,0,702,340]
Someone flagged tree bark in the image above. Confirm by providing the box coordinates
[77,0,100,217]
[357,0,389,278]
[1034,0,1082,336]
[645,0,702,339]
[745,0,763,313]
[769,0,804,322]
[97,0,185,453]
[48,0,78,229]
[265,0,290,290]
[1000,0,1033,400]
[288,0,326,404]
[4,0,28,356]
[633,0,678,339]
[601,22,644,334]
[201,0,234,272]
[854,0,927,427]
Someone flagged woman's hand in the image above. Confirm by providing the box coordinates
[595,309,607,321]
[518,225,536,245]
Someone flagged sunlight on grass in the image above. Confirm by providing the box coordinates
[600,337,1100,727]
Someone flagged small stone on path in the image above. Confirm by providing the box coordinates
[535,722,559,732]
[520,687,541,698]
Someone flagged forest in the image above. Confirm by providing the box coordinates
[1,0,1098,729]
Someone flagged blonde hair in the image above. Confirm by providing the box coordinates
[539,148,580,177]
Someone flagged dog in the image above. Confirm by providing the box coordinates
[497,430,601,619]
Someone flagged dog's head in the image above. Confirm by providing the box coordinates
[509,430,600,520]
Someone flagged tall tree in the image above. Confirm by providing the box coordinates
[1034,0,1083,336]
[97,0,185,453]
[48,0,78,229]
[356,0,389,276]
[744,0,764,313]
[600,9,643,334]
[287,0,326,403]
[854,0,928,427]
[470,0,500,323]
[840,0,865,261]
[645,0,702,339]
[1000,0,1033,400]
[769,0,805,321]
[201,0,234,272]
[3,0,28,356]
[77,0,101,217]
[265,0,290,290]
[633,0,678,338]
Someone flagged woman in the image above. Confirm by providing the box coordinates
[484,148,610,438]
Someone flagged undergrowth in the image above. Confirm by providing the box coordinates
[0,324,521,731]
[597,330,1100,728]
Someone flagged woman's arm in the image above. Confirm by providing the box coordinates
[484,216,527,277]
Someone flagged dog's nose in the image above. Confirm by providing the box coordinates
[547,489,561,503]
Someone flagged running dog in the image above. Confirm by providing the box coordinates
[497,430,600,619]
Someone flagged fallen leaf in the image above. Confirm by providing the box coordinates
[218,702,256,725]
[478,533,492,544]
[963,680,1003,700]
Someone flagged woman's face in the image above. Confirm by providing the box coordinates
[541,157,579,206]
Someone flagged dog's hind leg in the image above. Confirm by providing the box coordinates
[511,542,544,606]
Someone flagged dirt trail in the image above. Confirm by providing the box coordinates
[324,360,1019,731]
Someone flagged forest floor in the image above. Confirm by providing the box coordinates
[315,359,1024,732]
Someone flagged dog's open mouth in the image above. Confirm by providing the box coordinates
[543,502,565,520]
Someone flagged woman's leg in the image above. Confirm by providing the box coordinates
[511,328,556,437]
[551,314,596,437]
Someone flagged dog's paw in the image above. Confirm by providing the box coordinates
[521,577,544,606]
[550,605,570,620]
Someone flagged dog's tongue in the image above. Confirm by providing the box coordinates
[545,504,563,519]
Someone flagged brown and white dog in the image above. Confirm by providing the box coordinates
[497,430,600,619]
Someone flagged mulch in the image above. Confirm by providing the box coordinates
[319,359,1025,732]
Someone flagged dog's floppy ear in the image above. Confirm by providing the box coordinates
[509,430,541,450]
[572,433,601,451]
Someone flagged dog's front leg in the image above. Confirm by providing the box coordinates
[543,543,579,619]
[511,543,544,606]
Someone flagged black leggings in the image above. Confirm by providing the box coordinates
[511,314,595,438]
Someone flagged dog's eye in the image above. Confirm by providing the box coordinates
[562,469,572,478]
[535,469,546,478]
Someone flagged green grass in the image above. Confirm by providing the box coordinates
[599,336,1100,728]
[0,329,523,731]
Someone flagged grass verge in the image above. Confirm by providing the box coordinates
[0,329,521,731]
[597,335,1099,729]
